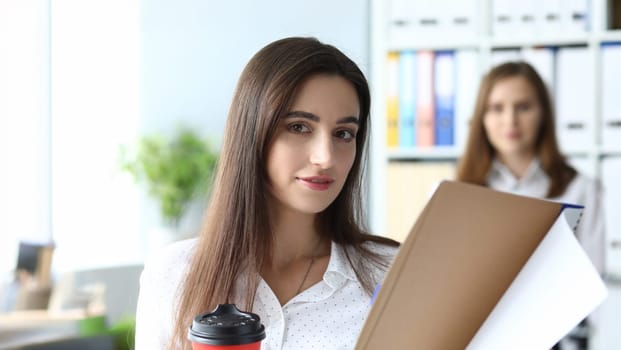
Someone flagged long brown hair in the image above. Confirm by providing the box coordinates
[169,37,399,349]
[456,61,576,198]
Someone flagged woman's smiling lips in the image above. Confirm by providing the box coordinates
[297,175,334,191]
[506,130,522,140]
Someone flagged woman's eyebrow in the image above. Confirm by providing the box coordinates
[285,111,319,121]
[285,111,359,125]
[338,116,360,125]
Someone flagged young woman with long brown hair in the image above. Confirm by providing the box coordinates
[134,37,399,350]
[456,61,605,349]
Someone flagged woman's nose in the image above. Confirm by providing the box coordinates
[309,134,334,168]
[503,108,519,125]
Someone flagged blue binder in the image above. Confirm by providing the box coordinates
[398,51,416,147]
[433,50,455,146]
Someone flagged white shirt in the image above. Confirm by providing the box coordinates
[486,159,606,273]
[135,238,398,350]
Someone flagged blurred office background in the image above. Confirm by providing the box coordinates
[0,0,619,349]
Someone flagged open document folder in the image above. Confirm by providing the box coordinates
[356,181,607,350]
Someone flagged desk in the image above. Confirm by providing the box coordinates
[0,310,104,349]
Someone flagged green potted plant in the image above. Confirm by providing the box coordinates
[120,127,218,229]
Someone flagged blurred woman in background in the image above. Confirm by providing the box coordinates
[456,61,605,350]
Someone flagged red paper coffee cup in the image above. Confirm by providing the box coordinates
[188,304,266,350]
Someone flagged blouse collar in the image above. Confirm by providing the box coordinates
[489,158,545,185]
[323,241,358,289]
[487,158,550,198]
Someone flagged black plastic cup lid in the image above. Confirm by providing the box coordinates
[188,304,266,346]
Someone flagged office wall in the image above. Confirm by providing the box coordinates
[140,0,370,136]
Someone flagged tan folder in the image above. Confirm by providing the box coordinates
[356,181,564,349]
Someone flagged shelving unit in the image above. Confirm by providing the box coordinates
[368,0,621,347]
[387,147,461,160]
[369,0,621,235]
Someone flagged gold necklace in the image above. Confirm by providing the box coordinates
[295,238,322,295]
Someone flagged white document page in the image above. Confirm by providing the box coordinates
[466,208,608,350]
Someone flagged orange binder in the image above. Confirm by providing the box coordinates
[386,52,399,148]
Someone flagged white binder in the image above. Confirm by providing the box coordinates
[491,0,515,37]
[520,47,555,95]
[446,0,478,36]
[602,157,621,276]
[490,48,521,66]
[515,0,537,36]
[561,0,589,33]
[415,0,450,37]
[568,156,596,179]
[536,0,563,35]
[555,46,594,153]
[601,44,621,150]
[387,0,417,46]
[454,49,479,151]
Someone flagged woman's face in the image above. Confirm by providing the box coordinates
[483,76,542,159]
[266,74,359,216]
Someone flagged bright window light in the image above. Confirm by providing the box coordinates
[50,0,143,272]
[0,0,51,274]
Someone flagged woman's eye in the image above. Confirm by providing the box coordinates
[287,123,310,133]
[487,104,502,114]
[335,129,356,141]
[515,103,531,112]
